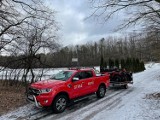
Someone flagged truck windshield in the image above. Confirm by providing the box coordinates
[51,71,74,81]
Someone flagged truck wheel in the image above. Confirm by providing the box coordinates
[123,84,128,89]
[52,95,68,113]
[96,85,106,98]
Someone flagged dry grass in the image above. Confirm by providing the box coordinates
[145,92,160,100]
[0,81,28,115]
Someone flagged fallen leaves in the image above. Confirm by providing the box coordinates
[0,84,28,115]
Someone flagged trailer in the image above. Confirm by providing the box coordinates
[100,68,133,89]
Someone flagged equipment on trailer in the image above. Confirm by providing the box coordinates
[100,68,133,89]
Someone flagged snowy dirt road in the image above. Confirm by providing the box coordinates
[0,63,160,120]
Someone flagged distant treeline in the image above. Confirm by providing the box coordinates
[0,32,159,69]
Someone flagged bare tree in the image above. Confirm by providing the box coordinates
[0,0,57,52]
[89,0,160,31]
[6,16,59,83]
[1,0,60,87]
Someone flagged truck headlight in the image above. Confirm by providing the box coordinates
[40,88,52,94]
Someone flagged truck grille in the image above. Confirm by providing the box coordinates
[28,87,41,96]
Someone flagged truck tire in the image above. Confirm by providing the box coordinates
[123,84,128,89]
[52,95,68,113]
[96,85,106,98]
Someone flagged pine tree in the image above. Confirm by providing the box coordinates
[140,61,145,71]
[104,61,107,69]
[109,58,114,68]
[115,59,119,68]
[125,58,130,71]
[132,58,136,72]
[120,59,125,69]
[100,55,104,71]
[136,58,140,72]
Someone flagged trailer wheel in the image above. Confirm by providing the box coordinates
[113,75,122,82]
[123,84,128,89]
[52,95,68,113]
[96,85,106,98]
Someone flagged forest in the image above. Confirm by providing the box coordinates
[0,31,159,69]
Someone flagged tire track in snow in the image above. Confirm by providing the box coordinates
[45,88,133,120]
[83,98,122,120]
[82,89,133,120]
[15,107,53,120]
[0,104,49,120]
[30,111,53,120]
[40,89,124,120]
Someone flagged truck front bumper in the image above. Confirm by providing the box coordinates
[27,93,54,108]
[27,95,43,108]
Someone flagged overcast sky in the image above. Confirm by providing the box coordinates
[46,0,135,46]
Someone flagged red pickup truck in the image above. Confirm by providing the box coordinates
[27,68,110,113]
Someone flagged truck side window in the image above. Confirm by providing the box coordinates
[81,71,93,79]
[74,72,82,79]
[74,71,93,80]
[85,71,93,78]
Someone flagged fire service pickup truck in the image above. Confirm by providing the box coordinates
[27,68,110,113]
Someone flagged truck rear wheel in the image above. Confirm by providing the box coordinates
[96,85,106,98]
[52,95,68,113]
[123,84,128,89]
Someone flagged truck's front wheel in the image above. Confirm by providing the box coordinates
[52,95,68,113]
[96,85,106,98]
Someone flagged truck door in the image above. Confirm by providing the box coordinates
[71,71,96,98]
[70,72,89,97]
[83,71,96,93]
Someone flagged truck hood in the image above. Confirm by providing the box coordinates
[31,79,65,89]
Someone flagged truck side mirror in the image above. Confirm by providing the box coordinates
[72,77,79,82]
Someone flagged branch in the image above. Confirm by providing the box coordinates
[0,16,31,37]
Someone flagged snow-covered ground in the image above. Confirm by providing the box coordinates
[0,63,160,120]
